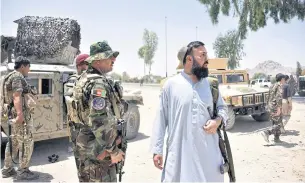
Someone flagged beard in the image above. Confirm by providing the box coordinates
[191,56,209,80]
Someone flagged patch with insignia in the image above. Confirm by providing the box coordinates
[92,89,107,97]
[91,97,106,110]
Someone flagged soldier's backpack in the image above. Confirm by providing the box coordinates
[0,71,16,122]
[65,73,122,126]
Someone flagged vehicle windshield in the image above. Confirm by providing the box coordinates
[299,77,305,81]
[226,74,245,83]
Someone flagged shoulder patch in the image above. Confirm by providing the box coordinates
[92,89,107,97]
[92,97,106,110]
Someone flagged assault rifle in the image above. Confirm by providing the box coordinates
[116,119,128,182]
[207,107,236,182]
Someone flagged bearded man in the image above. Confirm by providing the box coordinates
[150,41,228,182]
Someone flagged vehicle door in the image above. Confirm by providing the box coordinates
[26,71,63,133]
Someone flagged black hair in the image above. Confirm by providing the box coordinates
[14,56,30,70]
[284,75,289,81]
[275,73,285,82]
[183,41,205,64]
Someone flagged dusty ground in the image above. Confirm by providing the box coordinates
[1,83,305,182]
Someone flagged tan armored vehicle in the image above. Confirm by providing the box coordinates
[1,16,143,151]
[297,69,305,97]
[160,58,270,130]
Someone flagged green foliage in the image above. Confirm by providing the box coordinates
[197,0,305,39]
[296,61,303,77]
[213,29,245,69]
[138,29,159,75]
[252,72,267,79]
[109,72,122,80]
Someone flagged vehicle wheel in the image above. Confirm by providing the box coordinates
[1,131,8,159]
[123,104,140,140]
[298,91,305,97]
[251,112,270,122]
[225,107,235,130]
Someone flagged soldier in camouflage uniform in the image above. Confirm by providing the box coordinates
[64,53,89,181]
[261,73,286,143]
[69,41,125,182]
[1,56,39,180]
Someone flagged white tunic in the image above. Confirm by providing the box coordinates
[150,71,228,182]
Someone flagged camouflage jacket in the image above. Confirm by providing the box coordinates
[73,68,122,160]
[3,70,32,121]
[268,82,283,112]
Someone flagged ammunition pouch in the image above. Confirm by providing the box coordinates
[1,103,9,122]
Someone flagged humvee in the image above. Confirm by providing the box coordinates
[160,58,270,130]
[1,16,143,151]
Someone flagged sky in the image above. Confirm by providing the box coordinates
[1,0,305,77]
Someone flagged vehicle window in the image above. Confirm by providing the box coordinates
[299,77,305,81]
[251,81,256,85]
[217,75,223,84]
[258,80,262,82]
[42,79,53,94]
[226,74,245,83]
[26,78,39,91]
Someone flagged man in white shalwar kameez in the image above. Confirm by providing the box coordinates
[150,41,229,182]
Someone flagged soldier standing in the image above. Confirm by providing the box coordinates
[68,41,125,182]
[1,56,39,180]
[261,73,286,143]
[63,53,89,181]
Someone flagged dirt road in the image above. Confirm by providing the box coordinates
[1,84,304,182]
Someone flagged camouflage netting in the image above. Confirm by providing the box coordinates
[13,16,81,65]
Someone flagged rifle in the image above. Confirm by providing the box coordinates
[116,119,128,182]
[7,102,23,164]
[208,107,236,182]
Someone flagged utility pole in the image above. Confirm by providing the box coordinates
[196,26,198,40]
[165,16,168,77]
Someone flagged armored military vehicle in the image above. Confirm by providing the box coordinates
[1,16,143,150]
[160,58,270,130]
[297,69,305,97]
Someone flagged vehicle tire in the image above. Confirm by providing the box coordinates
[251,112,270,122]
[298,91,305,97]
[225,106,235,130]
[123,104,140,140]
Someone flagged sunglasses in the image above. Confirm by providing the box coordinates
[183,41,208,65]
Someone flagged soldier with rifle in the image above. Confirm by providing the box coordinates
[150,42,235,182]
[66,41,128,182]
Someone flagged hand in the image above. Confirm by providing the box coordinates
[15,115,24,124]
[110,150,125,164]
[153,154,163,170]
[116,137,122,146]
[203,119,220,134]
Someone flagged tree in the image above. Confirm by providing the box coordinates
[122,71,130,81]
[138,29,159,75]
[252,72,267,79]
[109,72,122,80]
[213,29,245,69]
[197,0,305,39]
[296,61,302,78]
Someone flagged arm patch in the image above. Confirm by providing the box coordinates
[92,88,107,97]
[92,97,106,110]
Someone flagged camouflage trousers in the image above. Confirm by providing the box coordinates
[69,121,86,181]
[3,120,34,170]
[81,159,117,182]
[266,115,283,138]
